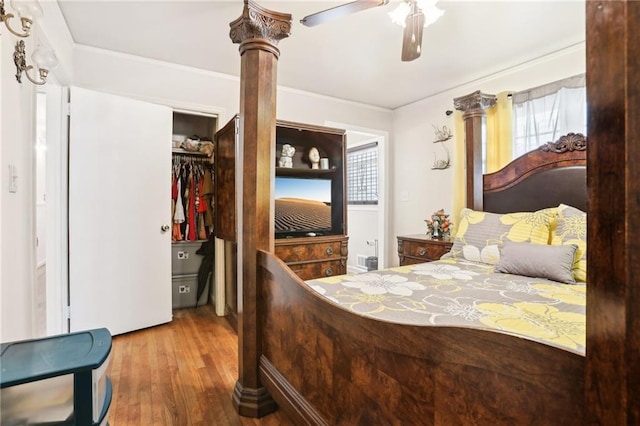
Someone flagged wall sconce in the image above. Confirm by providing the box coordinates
[1,0,42,37]
[14,40,57,85]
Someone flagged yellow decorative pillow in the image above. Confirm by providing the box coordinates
[449,208,555,265]
[552,204,587,282]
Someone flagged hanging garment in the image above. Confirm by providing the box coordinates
[180,165,189,237]
[188,171,197,241]
[201,169,215,228]
[174,178,186,223]
[198,213,207,240]
[197,179,207,213]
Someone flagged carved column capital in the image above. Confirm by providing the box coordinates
[229,0,292,58]
[453,90,497,113]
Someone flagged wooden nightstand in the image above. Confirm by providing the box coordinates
[397,234,453,266]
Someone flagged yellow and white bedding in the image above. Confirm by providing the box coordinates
[306,258,586,356]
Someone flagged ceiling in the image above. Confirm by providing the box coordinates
[56,1,585,110]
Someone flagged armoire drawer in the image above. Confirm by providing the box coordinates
[275,240,342,263]
[286,260,345,281]
[171,242,204,275]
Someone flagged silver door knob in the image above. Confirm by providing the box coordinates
[161,224,170,232]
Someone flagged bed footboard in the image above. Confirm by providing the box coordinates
[257,250,585,425]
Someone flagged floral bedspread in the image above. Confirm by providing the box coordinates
[306,258,586,355]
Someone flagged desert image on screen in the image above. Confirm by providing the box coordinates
[274,198,331,232]
[274,177,332,232]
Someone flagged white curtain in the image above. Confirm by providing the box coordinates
[512,74,586,157]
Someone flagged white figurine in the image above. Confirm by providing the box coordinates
[309,147,320,169]
[278,143,295,168]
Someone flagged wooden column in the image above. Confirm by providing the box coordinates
[453,90,496,210]
[586,1,640,424]
[229,1,291,418]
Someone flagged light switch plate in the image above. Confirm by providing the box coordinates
[8,165,17,193]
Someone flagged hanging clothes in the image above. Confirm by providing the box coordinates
[187,170,197,241]
[171,154,215,241]
[201,168,215,229]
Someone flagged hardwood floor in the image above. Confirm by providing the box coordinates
[107,305,294,425]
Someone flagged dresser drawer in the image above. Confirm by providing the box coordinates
[397,235,453,266]
[275,240,342,263]
[287,260,345,281]
[403,240,451,261]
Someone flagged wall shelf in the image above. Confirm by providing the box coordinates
[275,167,337,177]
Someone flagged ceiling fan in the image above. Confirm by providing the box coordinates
[300,0,444,62]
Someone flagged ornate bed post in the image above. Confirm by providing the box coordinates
[453,90,496,210]
[585,1,640,424]
[229,1,291,418]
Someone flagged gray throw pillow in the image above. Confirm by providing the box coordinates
[495,241,578,284]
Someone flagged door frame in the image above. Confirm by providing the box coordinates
[326,121,389,270]
[38,82,70,336]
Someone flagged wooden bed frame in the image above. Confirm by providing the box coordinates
[228,1,639,424]
[256,135,587,425]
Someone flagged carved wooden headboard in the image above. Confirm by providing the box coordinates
[483,133,587,213]
[454,91,587,214]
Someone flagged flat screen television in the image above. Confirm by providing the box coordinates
[274,176,332,237]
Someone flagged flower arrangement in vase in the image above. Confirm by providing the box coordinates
[425,209,452,239]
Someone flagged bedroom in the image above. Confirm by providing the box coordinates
[1,0,637,424]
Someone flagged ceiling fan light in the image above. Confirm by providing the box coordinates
[388,2,410,27]
[422,4,445,28]
[390,0,444,28]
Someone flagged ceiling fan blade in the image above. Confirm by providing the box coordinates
[401,9,425,62]
[301,0,389,27]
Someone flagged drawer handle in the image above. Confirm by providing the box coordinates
[294,248,302,254]
[326,247,334,256]
[325,267,333,276]
[419,248,426,256]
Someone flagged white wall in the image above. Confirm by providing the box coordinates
[70,45,393,133]
[388,44,586,266]
[1,31,37,342]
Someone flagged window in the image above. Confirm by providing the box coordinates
[347,142,378,205]
[512,74,586,157]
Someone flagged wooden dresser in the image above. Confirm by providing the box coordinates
[397,234,453,266]
[275,235,348,280]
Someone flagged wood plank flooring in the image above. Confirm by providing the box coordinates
[107,305,293,425]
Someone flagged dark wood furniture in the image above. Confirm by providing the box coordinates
[585,3,640,422]
[397,234,452,265]
[256,135,587,424]
[275,235,348,280]
[214,114,348,280]
[215,114,349,329]
[228,3,291,417]
[231,1,640,424]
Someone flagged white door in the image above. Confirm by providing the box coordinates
[68,87,172,335]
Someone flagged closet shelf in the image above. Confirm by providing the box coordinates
[172,148,210,157]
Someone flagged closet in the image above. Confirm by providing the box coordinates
[170,111,217,309]
[69,87,224,335]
